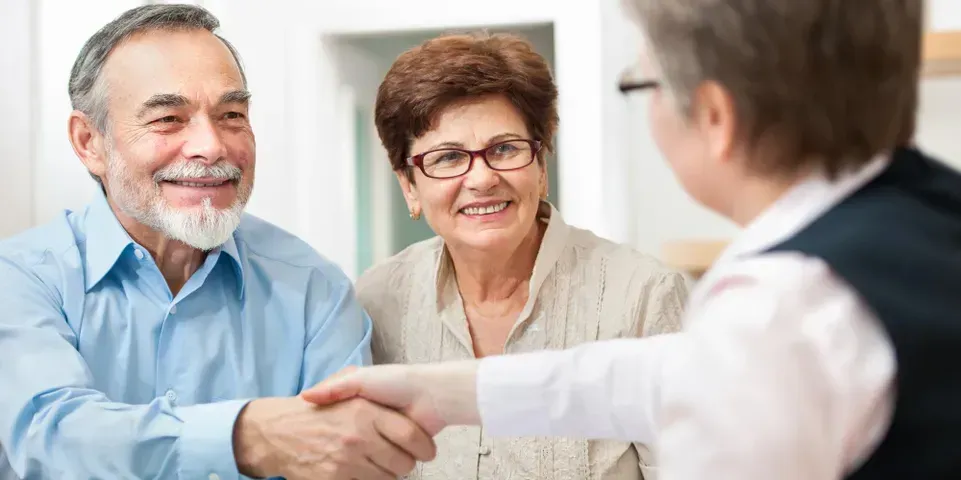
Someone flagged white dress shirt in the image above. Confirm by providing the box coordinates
[476,157,897,480]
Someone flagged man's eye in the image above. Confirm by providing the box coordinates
[224,112,246,120]
[154,116,178,124]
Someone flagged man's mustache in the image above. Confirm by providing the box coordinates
[153,161,242,183]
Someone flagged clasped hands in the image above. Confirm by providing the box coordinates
[232,362,478,480]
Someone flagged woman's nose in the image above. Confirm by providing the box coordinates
[462,154,500,190]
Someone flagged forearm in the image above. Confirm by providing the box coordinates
[2,389,249,479]
[476,335,679,442]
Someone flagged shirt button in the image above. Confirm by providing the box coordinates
[208,474,220,480]
[479,445,492,456]
[165,389,177,403]
[169,305,177,314]
[134,249,145,260]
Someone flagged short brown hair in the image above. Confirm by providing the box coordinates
[374,32,559,173]
[626,0,922,177]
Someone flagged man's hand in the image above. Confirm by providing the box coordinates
[300,362,482,436]
[232,396,436,480]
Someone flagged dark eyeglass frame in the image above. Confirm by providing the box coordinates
[618,79,661,94]
[618,62,662,94]
[405,139,543,179]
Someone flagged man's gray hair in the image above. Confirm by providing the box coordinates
[68,4,247,134]
[623,0,921,178]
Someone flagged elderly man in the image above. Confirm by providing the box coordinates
[305,0,961,479]
[0,5,433,480]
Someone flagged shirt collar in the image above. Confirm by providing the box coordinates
[82,190,246,297]
[83,190,137,291]
[220,234,246,298]
[432,200,570,312]
[712,153,891,271]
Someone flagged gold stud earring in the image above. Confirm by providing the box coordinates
[409,211,421,221]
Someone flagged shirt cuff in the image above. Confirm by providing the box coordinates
[477,351,558,437]
[177,399,252,480]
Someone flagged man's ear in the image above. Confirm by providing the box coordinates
[394,170,422,218]
[68,110,108,181]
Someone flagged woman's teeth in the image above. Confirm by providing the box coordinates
[462,202,509,215]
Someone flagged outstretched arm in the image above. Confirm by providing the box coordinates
[301,334,678,443]
[0,258,247,479]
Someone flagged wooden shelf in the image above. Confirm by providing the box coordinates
[661,240,729,279]
[923,30,961,77]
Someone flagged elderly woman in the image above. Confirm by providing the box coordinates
[356,32,688,479]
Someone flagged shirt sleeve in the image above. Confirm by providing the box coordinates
[475,269,689,444]
[477,334,678,443]
[477,255,895,480]
[298,265,373,390]
[0,257,250,480]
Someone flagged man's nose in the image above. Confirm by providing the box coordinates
[180,116,227,164]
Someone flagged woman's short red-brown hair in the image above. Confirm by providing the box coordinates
[374,32,559,173]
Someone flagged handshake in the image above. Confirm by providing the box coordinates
[232,361,480,480]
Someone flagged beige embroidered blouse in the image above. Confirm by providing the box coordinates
[357,203,689,480]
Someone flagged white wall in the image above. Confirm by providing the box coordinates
[0,0,35,238]
[918,0,961,169]
[918,78,961,168]
[930,0,961,31]
[332,40,395,263]
[34,0,144,227]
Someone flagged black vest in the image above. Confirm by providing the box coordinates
[767,147,961,479]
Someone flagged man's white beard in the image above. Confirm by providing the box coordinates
[105,143,251,251]
[150,195,244,251]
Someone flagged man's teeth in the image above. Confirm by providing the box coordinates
[169,180,228,187]
[462,202,509,215]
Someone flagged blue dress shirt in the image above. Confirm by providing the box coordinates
[0,192,372,479]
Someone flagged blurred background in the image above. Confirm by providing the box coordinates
[1,0,959,279]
